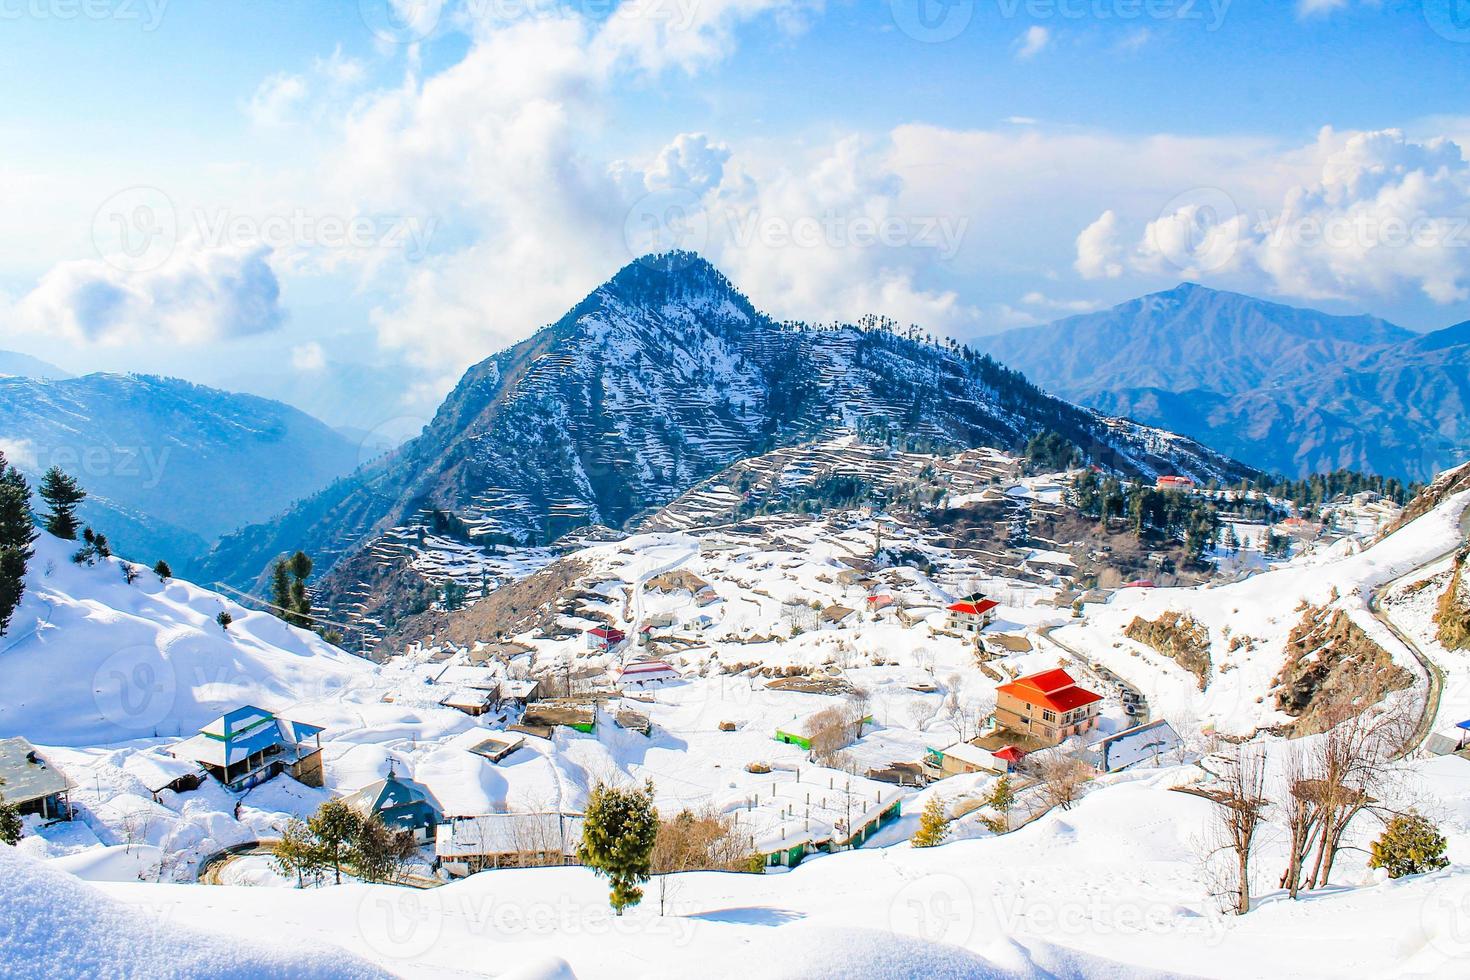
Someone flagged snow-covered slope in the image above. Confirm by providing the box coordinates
[0,534,372,746]
[1051,480,1470,736]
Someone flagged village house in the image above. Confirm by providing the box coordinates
[122,748,204,803]
[1095,720,1181,773]
[946,597,999,633]
[169,706,325,792]
[993,668,1102,746]
[820,604,858,628]
[342,770,445,843]
[736,769,904,869]
[438,687,495,716]
[466,732,526,764]
[1156,475,1195,492]
[0,737,72,821]
[923,729,1049,779]
[585,626,626,652]
[774,707,874,752]
[436,812,586,875]
[615,660,680,689]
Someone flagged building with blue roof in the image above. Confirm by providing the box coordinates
[169,705,325,792]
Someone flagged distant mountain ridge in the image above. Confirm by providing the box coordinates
[200,253,1255,600]
[981,284,1470,481]
[0,373,361,571]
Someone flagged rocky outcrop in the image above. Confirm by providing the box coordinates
[1272,606,1412,735]
[1124,611,1211,690]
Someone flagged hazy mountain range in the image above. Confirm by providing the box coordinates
[980,283,1470,482]
[0,372,361,571]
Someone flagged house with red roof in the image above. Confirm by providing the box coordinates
[586,626,627,652]
[994,667,1102,745]
[946,597,998,634]
[616,660,680,689]
[1156,475,1195,492]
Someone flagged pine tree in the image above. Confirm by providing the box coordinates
[578,781,659,915]
[153,560,172,581]
[910,796,951,848]
[1368,811,1449,879]
[0,797,19,845]
[37,467,85,540]
[271,559,293,617]
[0,456,34,638]
[309,798,362,884]
[216,610,233,631]
[984,775,1017,833]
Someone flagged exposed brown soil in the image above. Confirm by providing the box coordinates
[1124,611,1212,690]
[1272,605,1412,735]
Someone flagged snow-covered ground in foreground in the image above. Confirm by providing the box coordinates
[8,478,1470,976]
[21,759,1466,979]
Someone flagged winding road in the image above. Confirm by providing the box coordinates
[1366,504,1470,757]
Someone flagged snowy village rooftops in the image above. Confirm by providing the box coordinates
[723,767,904,861]
[343,772,444,822]
[0,737,71,810]
[997,668,1102,713]
[946,598,999,616]
[435,812,586,860]
[170,706,323,770]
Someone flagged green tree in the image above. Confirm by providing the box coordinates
[578,781,659,915]
[0,457,33,638]
[308,798,362,885]
[273,817,322,888]
[910,796,951,848]
[153,559,172,581]
[38,467,85,540]
[983,775,1017,834]
[216,610,233,631]
[271,559,293,617]
[1368,811,1449,879]
[0,776,21,844]
[352,815,416,883]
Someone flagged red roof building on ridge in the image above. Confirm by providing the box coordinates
[946,599,998,616]
[994,667,1102,744]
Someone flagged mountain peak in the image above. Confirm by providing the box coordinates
[596,251,760,322]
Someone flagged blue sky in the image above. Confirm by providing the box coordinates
[3,0,1470,431]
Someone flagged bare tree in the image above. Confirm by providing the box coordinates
[1202,746,1269,915]
[651,807,756,914]
[1303,709,1403,890]
[1028,744,1090,812]
[1278,745,1322,899]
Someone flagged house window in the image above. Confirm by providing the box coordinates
[1042,709,1056,723]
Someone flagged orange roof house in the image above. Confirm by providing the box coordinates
[994,668,1102,745]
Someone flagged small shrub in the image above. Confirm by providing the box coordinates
[1369,811,1449,879]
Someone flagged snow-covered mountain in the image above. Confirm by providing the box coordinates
[201,254,1254,592]
[0,373,362,572]
[981,284,1470,481]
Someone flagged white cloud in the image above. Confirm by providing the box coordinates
[1298,0,1351,15]
[1075,210,1124,280]
[13,244,284,347]
[246,73,309,128]
[1017,26,1050,60]
[1080,127,1470,304]
[291,341,327,372]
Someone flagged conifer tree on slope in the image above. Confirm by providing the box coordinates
[0,455,35,637]
[579,781,659,915]
[37,467,84,540]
